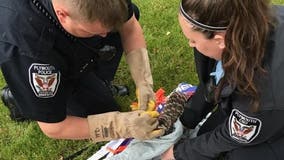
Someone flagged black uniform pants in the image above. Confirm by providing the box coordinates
[66,72,119,117]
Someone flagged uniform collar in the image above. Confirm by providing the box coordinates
[210,60,224,85]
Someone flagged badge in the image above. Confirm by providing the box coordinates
[29,63,60,98]
[229,109,262,143]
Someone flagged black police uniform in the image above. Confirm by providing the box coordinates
[0,0,138,123]
[174,5,284,160]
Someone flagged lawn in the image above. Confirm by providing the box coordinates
[1,0,284,159]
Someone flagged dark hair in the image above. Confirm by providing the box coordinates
[70,0,128,30]
[181,0,276,111]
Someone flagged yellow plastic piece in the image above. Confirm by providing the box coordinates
[147,100,156,111]
[143,111,160,118]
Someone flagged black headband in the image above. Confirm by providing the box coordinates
[180,3,227,31]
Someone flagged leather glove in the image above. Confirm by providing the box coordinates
[126,48,155,110]
[87,110,164,143]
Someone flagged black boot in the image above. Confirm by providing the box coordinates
[103,81,129,96]
[110,84,130,96]
[1,86,27,122]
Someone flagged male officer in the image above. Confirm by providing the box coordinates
[0,0,162,142]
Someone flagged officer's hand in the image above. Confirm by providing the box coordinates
[88,110,164,143]
[160,145,175,160]
[125,48,155,110]
[131,110,164,140]
[136,85,155,110]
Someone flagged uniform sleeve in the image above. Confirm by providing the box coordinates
[1,45,71,123]
[180,48,216,128]
[180,84,214,129]
[174,107,284,159]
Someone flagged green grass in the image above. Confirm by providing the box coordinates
[1,0,284,159]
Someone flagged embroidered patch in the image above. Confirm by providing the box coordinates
[229,109,262,143]
[29,63,60,98]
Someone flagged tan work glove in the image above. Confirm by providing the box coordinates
[88,110,164,143]
[126,48,155,110]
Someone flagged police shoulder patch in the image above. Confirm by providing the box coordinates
[229,109,262,143]
[29,63,60,98]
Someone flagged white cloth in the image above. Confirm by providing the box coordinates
[106,119,184,160]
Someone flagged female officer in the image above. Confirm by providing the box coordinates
[162,0,284,159]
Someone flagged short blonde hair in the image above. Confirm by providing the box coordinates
[65,0,129,29]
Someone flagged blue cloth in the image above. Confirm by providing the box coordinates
[107,120,184,160]
[210,61,224,84]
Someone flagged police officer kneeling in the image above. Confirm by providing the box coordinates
[0,0,163,141]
